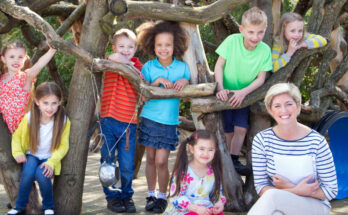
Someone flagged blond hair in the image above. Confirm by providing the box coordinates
[277,12,305,52]
[112,28,137,45]
[264,83,301,110]
[241,7,267,27]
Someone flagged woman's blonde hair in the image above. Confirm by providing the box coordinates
[264,83,301,110]
[277,12,305,52]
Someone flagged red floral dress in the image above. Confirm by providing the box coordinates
[0,72,32,134]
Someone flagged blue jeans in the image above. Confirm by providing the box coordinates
[15,154,54,210]
[100,117,136,200]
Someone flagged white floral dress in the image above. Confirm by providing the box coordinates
[164,165,226,215]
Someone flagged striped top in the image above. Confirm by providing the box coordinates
[252,128,337,208]
[272,33,327,72]
[100,57,142,124]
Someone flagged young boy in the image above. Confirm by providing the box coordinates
[99,29,143,213]
[214,7,272,176]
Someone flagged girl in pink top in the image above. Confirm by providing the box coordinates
[0,41,56,134]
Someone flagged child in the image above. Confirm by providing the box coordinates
[165,130,226,215]
[99,28,143,213]
[272,12,327,72]
[7,82,70,215]
[0,41,56,134]
[136,20,191,213]
[214,7,272,176]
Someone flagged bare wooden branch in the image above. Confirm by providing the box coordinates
[312,48,337,90]
[294,0,312,16]
[29,0,61,12]
[307,0,325,33]
[327,52,348,87]
[21,24,41,46]
[319,0,347,38]
[118,0,251,24]
[191,46,328,113]
[56,2,86,36]
[203,40,217,54]
[41,4,78,18]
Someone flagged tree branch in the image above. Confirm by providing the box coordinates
[190,46,328,113]
[41,4,78,18]
[118,0,251,24]
[294,0,312,16]
[319,0,347,38]
[56,2,86,36]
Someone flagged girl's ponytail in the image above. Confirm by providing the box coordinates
[168,135,192,198]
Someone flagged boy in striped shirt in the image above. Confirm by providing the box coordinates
[99,29,143,213]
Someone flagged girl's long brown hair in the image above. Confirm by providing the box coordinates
[29,82,66,154]
[0,40,32,76]
[168,130,224,203]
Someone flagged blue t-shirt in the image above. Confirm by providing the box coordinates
[141,57,191,125]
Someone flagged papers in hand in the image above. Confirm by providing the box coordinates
[273,154,315,185]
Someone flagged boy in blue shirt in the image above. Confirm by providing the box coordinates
[214,7,272,175]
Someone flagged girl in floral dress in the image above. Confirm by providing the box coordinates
[165,130,226,215]
[0,41,56,134]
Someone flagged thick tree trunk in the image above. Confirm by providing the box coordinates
[53,1,109,214]
[0,115,41,214]
[181,22,246,212]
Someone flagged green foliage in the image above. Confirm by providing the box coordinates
[300,65,318,102]
[199,24,217,70]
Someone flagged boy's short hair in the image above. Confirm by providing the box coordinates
[241,7,267,27]
[112,28,137,44]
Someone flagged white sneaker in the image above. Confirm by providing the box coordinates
[44,209,55,215]
[6,209,25,215]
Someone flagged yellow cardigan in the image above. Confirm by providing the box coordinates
[12,114,70,175]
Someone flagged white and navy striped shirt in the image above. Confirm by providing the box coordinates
[252,128,337,208]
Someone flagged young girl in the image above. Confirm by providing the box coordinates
[136,20,191,213]
[272,12,327,72]
[7,82,70,215]
[0,41,56,134]
[165,130,226,215]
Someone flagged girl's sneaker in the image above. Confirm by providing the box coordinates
[6,209,25,215]
[44,209,55,215]
[153,198,167,213]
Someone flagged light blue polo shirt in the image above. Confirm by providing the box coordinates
[140,57,191,125]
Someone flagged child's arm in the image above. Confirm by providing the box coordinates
[272,39,291,72]
[303,33,327,50]
[45,118,70,174]
[12,115,28,162]
[214,56,230,101]
[173,63,190,91]
[168,173,192,212]
[24,48,56,91]
[187,204,212,215]
[228,71,266,107]
[212,186,226,214]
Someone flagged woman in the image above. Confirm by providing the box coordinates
[249,83,337,215]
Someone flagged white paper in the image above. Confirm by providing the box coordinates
[273,154,314,185]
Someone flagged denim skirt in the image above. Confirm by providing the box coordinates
[138,117,179,151]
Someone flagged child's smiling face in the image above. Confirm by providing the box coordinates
[239,23,267,50]
[189,139,216,166]
[1,48,26,73]
[284,20,305,43]
[112,35,137,61]
[154,32,174,66]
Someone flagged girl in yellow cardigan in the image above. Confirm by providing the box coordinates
[272,12,327,72]
[8,82,70,215]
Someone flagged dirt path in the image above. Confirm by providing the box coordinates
[1,150,348,214]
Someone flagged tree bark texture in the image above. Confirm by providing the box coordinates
[53,1,108,214]
[0,115,41,214]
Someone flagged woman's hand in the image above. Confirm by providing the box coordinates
[173,78,188,91]
[41,163,53,178]
[15,155,27,163]
[212,202,224,214]
[187,204,212,215]
[293,175,319,197]
[273,174,295,189]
